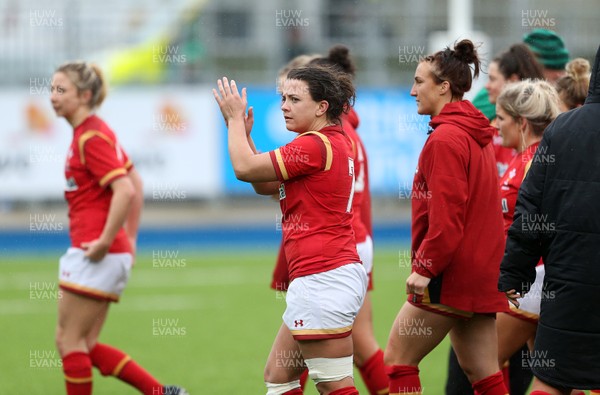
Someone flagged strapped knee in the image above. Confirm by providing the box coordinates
[304,356,353,384]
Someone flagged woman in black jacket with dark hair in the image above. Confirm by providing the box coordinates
[499,44,600,395]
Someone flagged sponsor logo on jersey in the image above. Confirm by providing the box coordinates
[279,183,286,200]
[65,176,78,192]
[294,319,304,327]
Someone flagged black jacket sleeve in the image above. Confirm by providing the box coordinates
[498,129,554,294]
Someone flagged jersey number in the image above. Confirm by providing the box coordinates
[346,158,355,213]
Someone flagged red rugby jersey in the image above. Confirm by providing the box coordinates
[269,125,361,281]
[491,119,517,177]
[64,115,133,253]
[499,142,540,235]
[342,109,369,243]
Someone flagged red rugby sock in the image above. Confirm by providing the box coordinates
[529,392,552,395]
[89,343,162,395]
[282,389,303,395]
[329,386,359,395]
[358,349,389,395]
[62,352,93,395]
[472,371,508,395]
[387,364,421,394]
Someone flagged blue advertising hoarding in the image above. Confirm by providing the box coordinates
[222,86,431,196]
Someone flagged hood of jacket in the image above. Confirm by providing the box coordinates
[429,100,495,147]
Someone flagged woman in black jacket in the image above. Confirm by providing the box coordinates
[499,44,600,395]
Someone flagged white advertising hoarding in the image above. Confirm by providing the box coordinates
[0,87,221,200]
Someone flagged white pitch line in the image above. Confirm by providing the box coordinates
[0,294,214,315]
[0,266,267,291]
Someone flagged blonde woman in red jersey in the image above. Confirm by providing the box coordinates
[50,62,187,395]
[495,80,560,381]
[214,65,367,395]
[497,78,599,395]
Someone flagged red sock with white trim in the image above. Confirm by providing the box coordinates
[62,352,93,395]
[89,343,162,395]
[472,371,508,395]
[387,365,421,394]
[282,389,303,395]
[529,391,551,395]
[329,387,359,395]
[358,349,389,395]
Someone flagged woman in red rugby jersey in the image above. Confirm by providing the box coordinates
[51,61,187,395]
[214,65,366,395]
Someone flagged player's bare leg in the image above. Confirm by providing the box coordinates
[450,314,507,393]
[450,314,500,382]
[496,312,537,368]
[385,302,456,366]
[352,294,379,366]
[56,290,109,357]
[353,293,388,395]
[384,302,456,393]
[264,323,305,387]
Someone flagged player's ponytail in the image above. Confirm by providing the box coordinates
[55,61,107,109]
[423,39,481,99]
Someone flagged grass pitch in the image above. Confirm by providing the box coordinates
[0,247,451,394]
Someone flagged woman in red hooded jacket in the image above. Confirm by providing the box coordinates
[383,40,509,395]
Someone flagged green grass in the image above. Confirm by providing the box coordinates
[0,248,452,394]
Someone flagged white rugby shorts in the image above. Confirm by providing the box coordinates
[283,263,367,340]
[59,247,132,302]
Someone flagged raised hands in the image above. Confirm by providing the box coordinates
[212,77,254,136]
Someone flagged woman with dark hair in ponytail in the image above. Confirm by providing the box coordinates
[383,40,509,395]
[214,65,367,395]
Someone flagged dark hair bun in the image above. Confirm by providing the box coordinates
[328,44,356,76]
[453,39,478,65]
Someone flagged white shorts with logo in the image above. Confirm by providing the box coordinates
[283,263,367,340]
[59,247,132,302]
[509,264,545,322]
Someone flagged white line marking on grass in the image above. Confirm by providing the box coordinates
[0,294,215,315]
[0,266,267,291]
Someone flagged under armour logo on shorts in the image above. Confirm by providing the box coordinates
[294,320,304,327]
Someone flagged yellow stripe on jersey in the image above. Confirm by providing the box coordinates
[112,355,132,376]
[78,130,115,165]
[99,168,127,187]
[124,160,134,170]
[297,131,333,171]
[523,159,533,181]
[274,148,289,181]
[290,324,353,336]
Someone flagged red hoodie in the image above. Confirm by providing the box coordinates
[411,100,508,313]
